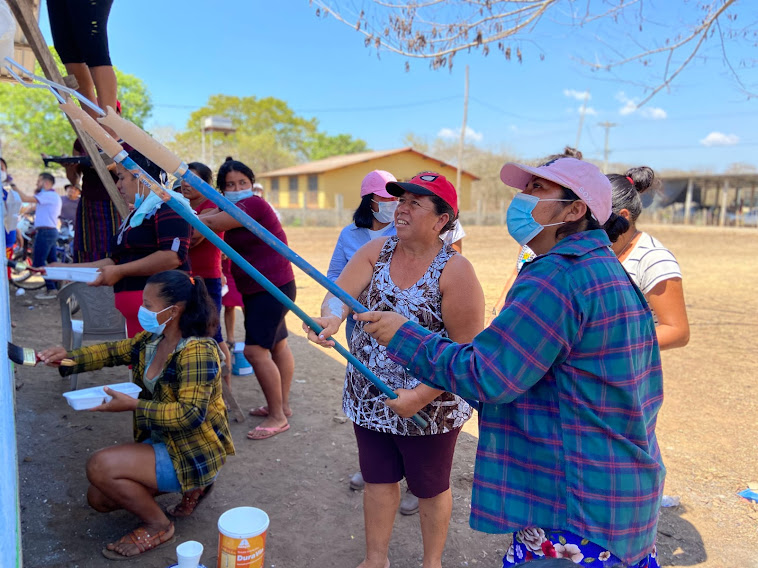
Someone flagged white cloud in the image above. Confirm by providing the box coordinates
[700,132,740,147]
[640,107,667,119]
[616,91,666,119]
[564,89,591,101]
[582,106,598,116]
[437,126,483,142]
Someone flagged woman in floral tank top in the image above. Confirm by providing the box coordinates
[305,173,484,568]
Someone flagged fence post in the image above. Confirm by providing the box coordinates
[683,179,693,225]
[719,180,728,227]
[476,199,483,226]
[499,199,506,225]
[335,194,343,227]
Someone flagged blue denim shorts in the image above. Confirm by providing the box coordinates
[142,439,182,493]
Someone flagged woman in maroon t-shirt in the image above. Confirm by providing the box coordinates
[202,159,295,441]
[179,161,233,383]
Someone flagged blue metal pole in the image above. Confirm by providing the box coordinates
[177,169,367,315]
[118,158,428,429]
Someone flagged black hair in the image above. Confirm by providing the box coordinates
[353,194,376,229]
[539,146,583,166]
[39,172,55,185]
[128,149,166,184]
[554,186,629,243]
[217,157,255,194]
[0,157,7,170]
[429,194,457,233]
[64,184,74,190]
[608,166,657,224]
[187,161,213,185]
[146,270,219,338]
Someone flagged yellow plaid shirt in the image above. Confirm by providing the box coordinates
[62,332,235,491]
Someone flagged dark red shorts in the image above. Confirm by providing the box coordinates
[353,423,461,499]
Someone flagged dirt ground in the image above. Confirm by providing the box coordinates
[11,224,758,568]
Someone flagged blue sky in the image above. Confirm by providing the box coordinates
[38,1,758,172]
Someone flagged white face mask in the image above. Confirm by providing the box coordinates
[372,200,397,224]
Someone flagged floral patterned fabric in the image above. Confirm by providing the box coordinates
[343,236,472,436]
[503,528,659,567]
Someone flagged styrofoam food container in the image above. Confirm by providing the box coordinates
[43,266,100,283]
[62,382,142,410]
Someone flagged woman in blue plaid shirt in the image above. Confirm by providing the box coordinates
[357,158,664,567]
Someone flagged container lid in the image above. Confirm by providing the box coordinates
[218,507,270,539]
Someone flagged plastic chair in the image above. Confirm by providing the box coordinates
[58,282,127,390]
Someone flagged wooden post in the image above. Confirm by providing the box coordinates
[719,179,728,227]
[456,65,469,193]
[334,194,343,227]
[476,198,483,226]
[6,0,129,219]
[683,179,693,225]
[499,199,506,225]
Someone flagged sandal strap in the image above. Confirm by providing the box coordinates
[126,523,173,553]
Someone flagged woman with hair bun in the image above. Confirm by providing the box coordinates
[38,269,234,560]
[356,158,665,568]
[201,158,296,440]
[608,166,690,350]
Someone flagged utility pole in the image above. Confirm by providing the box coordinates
[598,121,617,173]
[574,90,590,149]
[456,65,469,192]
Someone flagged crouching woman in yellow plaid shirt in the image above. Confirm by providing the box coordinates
[40,270,235,561]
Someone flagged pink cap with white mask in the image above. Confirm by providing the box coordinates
[499,157,612,223]
[360,170,397,199]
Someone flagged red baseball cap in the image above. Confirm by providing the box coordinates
[386,172,458,215]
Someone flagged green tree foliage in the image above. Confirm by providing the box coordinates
[305,132,369,161]
[170,94,369,175]
[0,50,152,168]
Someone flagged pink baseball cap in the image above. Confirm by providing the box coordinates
[360,170,397,199]
[499,157,612,223]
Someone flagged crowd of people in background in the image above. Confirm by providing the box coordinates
[3,139,690,567]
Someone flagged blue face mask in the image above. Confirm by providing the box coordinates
[137,305,174,335]
[506,193,572,246]
[226,189,254,204]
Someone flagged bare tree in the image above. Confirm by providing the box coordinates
[309,0,754,105]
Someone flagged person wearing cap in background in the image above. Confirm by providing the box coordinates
[354,158,664,567]
[305,172,484,568]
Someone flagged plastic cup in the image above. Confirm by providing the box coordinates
[177,540,204,568]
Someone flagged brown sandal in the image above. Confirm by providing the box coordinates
[101,522,175,560]
[166,483,215,517]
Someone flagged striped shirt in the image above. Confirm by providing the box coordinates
[387,230,664,565]
[622,231,682,294]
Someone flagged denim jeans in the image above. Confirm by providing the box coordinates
[33,227,59,291]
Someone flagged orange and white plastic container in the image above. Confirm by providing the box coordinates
[217,507,269,568]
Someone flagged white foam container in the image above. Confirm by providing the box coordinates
[62,382,142,410]
[43,266,100,283]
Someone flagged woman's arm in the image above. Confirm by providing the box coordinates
[40,336,138,374]
[134,341,218,431]
[201,210,242,233]
[646,278,689,350]
[91,250,181,287]
[304,238,385,347]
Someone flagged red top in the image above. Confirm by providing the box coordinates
[223,196,294,295]
[189,199,223,279]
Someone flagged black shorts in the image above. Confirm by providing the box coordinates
[47,0,114,66]
[242,280,296,350]
[353,423,461,499]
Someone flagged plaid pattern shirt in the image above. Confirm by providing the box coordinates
[62,332,235,491]
[387,230,664,565]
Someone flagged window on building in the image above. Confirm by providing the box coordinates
[289,176,299,207]
[307,175,318,207]
[270,177,279,205]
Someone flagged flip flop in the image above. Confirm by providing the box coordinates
[101,523,175,561]
[166,483,215,518]
[247,423,290,440]
[249,406,293,418]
